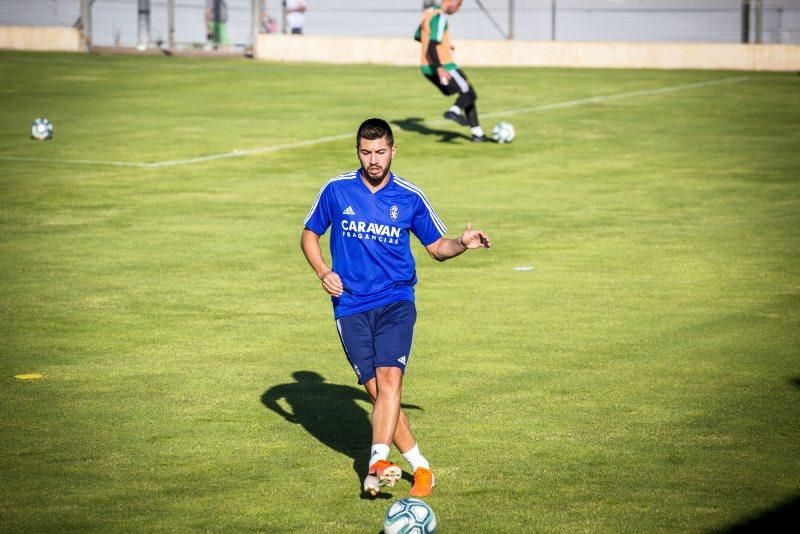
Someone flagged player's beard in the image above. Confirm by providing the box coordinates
[362,161,391,185]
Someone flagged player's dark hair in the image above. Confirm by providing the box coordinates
[357,118,394,147]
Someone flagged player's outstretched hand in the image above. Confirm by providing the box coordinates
[321,270,344,297]
[460,223,491,250]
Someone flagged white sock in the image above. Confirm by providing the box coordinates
[402,444,430,472]
[449,105,463,115]
[470,126,485,137]
[370,443,390,467]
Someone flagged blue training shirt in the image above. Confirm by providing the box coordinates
[304,169,447,318]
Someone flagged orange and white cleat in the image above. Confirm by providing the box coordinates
[409,467,435,497]
[363,459,402,496]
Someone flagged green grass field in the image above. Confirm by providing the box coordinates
[1,51,798,532]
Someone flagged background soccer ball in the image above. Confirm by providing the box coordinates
[384,497,437,534]
[492,121,515,144]
[30,118,53,140]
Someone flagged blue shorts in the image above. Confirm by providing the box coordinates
[335,300,416,385]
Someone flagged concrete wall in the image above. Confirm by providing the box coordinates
[0,26,83,52]
[255,34,800,72]
[2,25,797,71]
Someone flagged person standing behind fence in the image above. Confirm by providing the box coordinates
[415,0,488,142]
[205,0,230,49]
[285,0,306,35]
[262,1,279,33]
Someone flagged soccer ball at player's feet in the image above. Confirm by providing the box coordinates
[491,121,515,144]
[384,497,437,534]
[30,118,53,140]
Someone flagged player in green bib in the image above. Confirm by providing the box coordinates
[415,0,488,142]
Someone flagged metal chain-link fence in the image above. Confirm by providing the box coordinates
[1,1,798,48]
[301,0,799,44]
[90,0,256,49]
[1,0,81,27]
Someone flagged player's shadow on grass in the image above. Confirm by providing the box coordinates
[712,494,800,533]
[261,371,422,498]
[393,117,472,143]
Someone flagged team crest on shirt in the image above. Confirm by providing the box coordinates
[389,205,399,221]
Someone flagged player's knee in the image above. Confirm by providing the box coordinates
[363,380,379,403]
[375,366,403,392]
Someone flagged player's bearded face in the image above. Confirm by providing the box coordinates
[358,137,396,183]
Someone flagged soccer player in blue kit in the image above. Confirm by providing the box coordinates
[301,118,491,497]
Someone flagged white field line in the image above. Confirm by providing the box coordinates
[0,76,748,170]
[143,132,354,169]
[432,75,750,123]
[0,133,353,169]
[0,155,145,167]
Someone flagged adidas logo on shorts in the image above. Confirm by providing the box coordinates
[397,356,407,365]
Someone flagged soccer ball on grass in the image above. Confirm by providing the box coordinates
[491,121,515,144]
[30,118,53,140]
[384,497,437,534]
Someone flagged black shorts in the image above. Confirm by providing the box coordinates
[424,68,472,97]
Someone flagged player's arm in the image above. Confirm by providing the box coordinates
[425,223,491,262]
[301,228,343,296]
[428,43,452,85]
[426,41,443,70]
[425,14,450,84]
